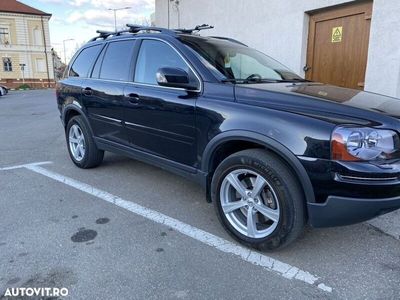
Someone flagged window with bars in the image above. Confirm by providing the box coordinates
[3,58,12,72]
[0,27,10,45]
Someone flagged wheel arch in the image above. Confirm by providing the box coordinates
[202,130,316,204]
[62,103,95,137]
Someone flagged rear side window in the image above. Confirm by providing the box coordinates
[69,45,102,78]
[91,46,106,79]
[134,40,191,85]
[99,40,136,81]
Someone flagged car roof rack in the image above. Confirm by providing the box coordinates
[126,24,177,36]
[89,29,130,41]
[89,25,177,42]
[89,30,114,41]
[174,24,214,34]
[89,24,215,42]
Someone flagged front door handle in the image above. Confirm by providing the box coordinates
[82,87,93,96]
[127,93,140,104]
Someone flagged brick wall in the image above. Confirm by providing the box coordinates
[0,78,55,89]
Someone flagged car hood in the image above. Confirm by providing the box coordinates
[235,82,400,124]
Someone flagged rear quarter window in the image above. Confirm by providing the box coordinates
[69,44,102,78]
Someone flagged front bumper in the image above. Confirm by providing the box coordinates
[308,195,400,227]
[299,157,400,227]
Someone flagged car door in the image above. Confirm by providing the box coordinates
[64,44,102,123]
[83,39,136,145]
[123,39,201,168]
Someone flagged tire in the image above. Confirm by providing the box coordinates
[211,149,306,251]
[66,115,104,168]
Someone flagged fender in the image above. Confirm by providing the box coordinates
[201,130,316,203]
[61,102,95,138]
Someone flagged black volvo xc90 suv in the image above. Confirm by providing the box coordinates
[56,25,400,250]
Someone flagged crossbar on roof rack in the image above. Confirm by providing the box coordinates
[89,29,131,41]
[174,24,214,34]
[126,24,177,36]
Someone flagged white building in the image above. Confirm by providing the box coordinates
[155,0,400,98]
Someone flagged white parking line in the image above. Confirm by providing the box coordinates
[2,161,332,293]
[0,161,52,171]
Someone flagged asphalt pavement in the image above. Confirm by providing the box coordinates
[1,89,400,299]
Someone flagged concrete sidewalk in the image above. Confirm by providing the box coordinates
[368,210,400,240]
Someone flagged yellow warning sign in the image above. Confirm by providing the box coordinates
[332,26,343,43]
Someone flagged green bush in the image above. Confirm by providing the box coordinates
[18,84,31,90]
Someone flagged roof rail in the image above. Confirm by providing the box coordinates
[210,36,248,47]
[126,24,177,36]
[174,24,214,34]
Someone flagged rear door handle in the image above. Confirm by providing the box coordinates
[127,93,140,104]
[82,87,93,96]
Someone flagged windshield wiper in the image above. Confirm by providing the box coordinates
[221,78,279,84]
[221,77,310,84]
[274,78,311,83]
[221,78,245,83]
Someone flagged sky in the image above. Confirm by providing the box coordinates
[21,0,155,62]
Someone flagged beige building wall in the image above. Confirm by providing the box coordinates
[0,53,20,79]
[0,11,54,88]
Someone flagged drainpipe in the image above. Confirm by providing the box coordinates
[40,16,51,88]
[167,0,170,28]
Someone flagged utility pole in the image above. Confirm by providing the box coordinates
[41,16,51,88]
[51,48,57,81]
[107,7,131,32]
[62,38,74,64]
[167,0,170,28]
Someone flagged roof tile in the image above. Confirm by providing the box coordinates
[0,0,51,16]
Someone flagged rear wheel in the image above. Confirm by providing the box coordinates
[66,116,104,168]
[211,149,306,250]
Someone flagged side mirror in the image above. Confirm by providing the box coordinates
[156,67,199,91]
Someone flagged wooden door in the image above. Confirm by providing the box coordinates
[305,1,372,90]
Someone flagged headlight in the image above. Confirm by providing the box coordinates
[331,126,400,161]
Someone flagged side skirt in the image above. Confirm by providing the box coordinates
[95,137,208,189]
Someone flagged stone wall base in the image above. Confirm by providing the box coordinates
[0,78,56,89]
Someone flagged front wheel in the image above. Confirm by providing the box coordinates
[66,116,104,169]
[211,149,306,251]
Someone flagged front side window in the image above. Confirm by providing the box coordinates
[180,36,302,82]
[0,27,10,45]
[99,40,136,81]
[134,40,196,86]
[69,44,102,78]
[3,57,12,72]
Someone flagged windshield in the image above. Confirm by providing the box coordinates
[180,36,303,83]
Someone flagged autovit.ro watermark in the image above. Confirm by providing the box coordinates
[3,287,68,298]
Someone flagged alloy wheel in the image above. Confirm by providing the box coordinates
[220,168,280,238]
[69,124,86,162]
